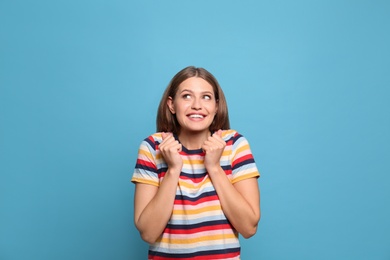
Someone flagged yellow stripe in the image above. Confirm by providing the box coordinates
[232,172,260,184]
[160,233,237,244]
[131,177,159,186]
[139,146,162,160]
[179,178,211,188]
[138,149,151,157]
[222,129,235,138]
[182,159,203,164]
[172,205,221,215]
[236,144,250,155]
[222,150,231,156]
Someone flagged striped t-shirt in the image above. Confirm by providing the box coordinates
[132,129,260,260]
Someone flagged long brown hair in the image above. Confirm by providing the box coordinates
[156,66,230,134]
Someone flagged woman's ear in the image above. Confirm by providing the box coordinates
[167,97,175,114]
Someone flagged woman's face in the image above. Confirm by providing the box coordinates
[168,77,218,136]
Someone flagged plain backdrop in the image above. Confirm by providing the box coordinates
[1,0,389,259]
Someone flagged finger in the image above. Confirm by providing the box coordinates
[177,144,182,153]
[161,134,175,146]
[204,138,225,152]
[207,135,222,147]
[211,132,226,147]
[212,129,222,138]
[162,138,181,153]
[160,136,175,152]
[162,132,172,141]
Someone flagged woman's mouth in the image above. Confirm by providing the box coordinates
[187,114,205,119]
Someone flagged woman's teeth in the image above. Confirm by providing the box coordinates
[189,114,204,118]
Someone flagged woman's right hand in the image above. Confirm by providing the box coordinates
[159,132,183,172]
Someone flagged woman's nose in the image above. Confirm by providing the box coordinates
[191,98,201,110]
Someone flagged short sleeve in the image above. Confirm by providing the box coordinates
[131,136,160,187]
[230,133,260,184]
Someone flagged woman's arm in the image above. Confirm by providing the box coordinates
[134,133,182,244]
[207,171,260,238]
[202,130,261,238]
[134,169,181,243]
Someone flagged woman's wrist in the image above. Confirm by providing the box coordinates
[206,165,223,176]
[167,167,182,177]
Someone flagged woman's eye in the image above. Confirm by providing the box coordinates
[203,95,211,100]
[182,94,191,99]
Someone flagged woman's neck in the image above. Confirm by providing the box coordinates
[178,130,211,150]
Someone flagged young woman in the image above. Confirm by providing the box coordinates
[132,66,260,259]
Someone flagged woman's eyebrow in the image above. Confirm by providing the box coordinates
[180,89,214,95]
[179,89,193,93]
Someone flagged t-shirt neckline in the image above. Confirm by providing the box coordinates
[173,134,205,155]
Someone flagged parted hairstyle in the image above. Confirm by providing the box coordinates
[157,66,230,134]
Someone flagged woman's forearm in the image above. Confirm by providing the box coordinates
[208,167,260,238]
[135,170,180,243]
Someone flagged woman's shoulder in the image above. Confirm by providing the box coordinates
[221,129,245,141]
[221,129,235,139]
[140,132,164,146]
[221,129,254,146]
[149,132,163,140]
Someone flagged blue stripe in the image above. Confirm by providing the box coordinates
[135,163,157,173]
[232,159,255,170]
[149,247,240,258]
[175,190,217,202]
[168,215,227,225]
[180,171,207,178]
[176,185,215,197]
[166,219,231,230]
[144,137,156,149]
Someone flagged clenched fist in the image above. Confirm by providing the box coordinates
[159,132,183,173]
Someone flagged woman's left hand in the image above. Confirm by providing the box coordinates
[202,129,226,172]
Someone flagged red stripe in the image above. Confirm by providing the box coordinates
[181,175,207,183]
[164,224,232,234]
[136,158,155,169]
[226,139,233,146]
[150,251,239,260]
[203,251,240,259]
[196,251,240,259]
[232,154,253,167]
[174,195,219,205]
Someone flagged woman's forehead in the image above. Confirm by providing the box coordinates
[177,77,214,93]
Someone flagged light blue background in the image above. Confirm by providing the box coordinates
[1,1,389,259]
